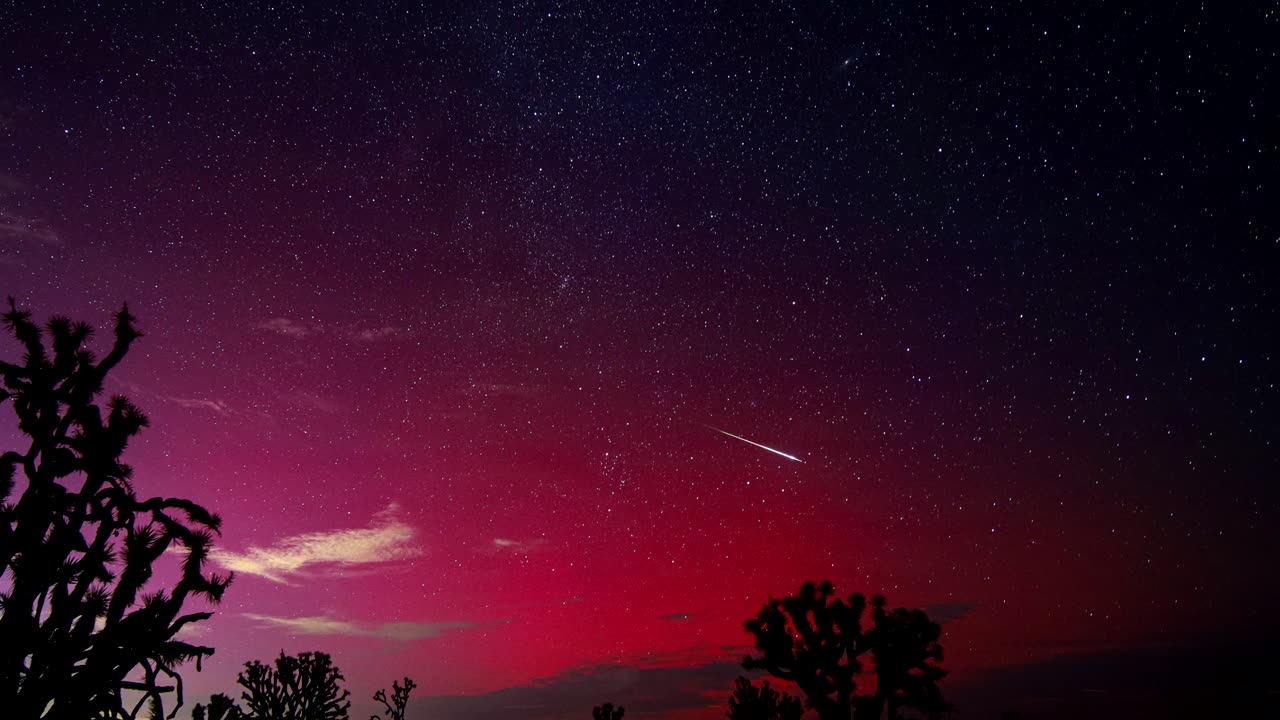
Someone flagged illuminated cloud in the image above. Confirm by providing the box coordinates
[0,210,61,245]
[255,317,409,342]
[212,504,421,583]
[256,317,314,338]
[174,621,212,639]
[0,173,27,196]
[465,383,548,399]
[354,326,399,342]
[166,396,232,414]
[243,614,475,641]
[925,602,978,624]
[487,537,550,555]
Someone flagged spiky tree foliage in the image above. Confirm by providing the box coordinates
[742,581,949,720]
[593,702,625,720]
[370,677,416,720]
[193,693,246,720]
[0,301,233,719]
[217,650,352,720]
[866,597,949,720]
[742,580,867,720]
[727,677,804,720]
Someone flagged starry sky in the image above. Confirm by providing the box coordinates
[2,2,1278,719]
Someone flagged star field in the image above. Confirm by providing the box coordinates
[1,2,1278,718]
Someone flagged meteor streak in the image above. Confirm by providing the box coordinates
[708,426,804,463]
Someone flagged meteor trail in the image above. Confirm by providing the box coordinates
[708,426,804,463]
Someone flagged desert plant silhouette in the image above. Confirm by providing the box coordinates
[371,676,417,720]
[193,692,246,720]
[0,301,232,719]
[742,580,865,720]
[593,702,626,720]
[742,580,948,720]
[194,650,352,720]
[866,596,950,719]
[727,676,804,720]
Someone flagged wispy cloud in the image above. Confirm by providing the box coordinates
[212,504,421,583]
[165,396,232,414]
[256,317,411,342]
[0,210,60,245]
[354,326,399,342]
[257,317,314,338]
[243,614,476,641]
[485,537,550,555]
[106,377,234,416]
[925,601,978,624]
[174,621,212,640]
[0,174,27,197]
[465,383,548,399]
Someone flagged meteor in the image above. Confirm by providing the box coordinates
[708,426,804,463]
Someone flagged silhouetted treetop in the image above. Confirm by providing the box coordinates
[0,301,232,720]
[194,693,247,720]
[196,650,352,720]
[743,580,867,720]
[742,580,949,720]
[371,676,416,720]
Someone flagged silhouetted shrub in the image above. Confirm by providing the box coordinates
[193,693,246,720]
[0,301,232,719]
[727,676,804,720]
[196,650,352,720]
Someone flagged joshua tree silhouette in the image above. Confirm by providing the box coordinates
[193,693,246,720]
[593,702,626,720]
[195,650,353,720]
[866,596,950,719]
[195,650,352,720]
[0,301,232,719]
[742,580,949,720]
[742,580,866,720]
[727,676,804,720]
[371,677,417,720]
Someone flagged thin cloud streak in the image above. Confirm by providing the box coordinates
[243,614,476,641]
[0,211,61,245]
[256,317,411,342]
[212,504,421,583]
[487,537,550,555]
[257,317,313,338]
[165,396,232,414]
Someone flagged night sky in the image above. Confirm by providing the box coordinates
[2,2,1278,719]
